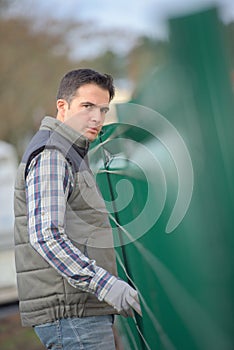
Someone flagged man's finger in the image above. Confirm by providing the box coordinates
[127,294,142,316]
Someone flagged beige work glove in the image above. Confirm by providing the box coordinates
[104,279,142,317]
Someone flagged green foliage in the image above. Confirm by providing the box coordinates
[78,50,127,80]
[127,36,169,82]
[0,15,75,149]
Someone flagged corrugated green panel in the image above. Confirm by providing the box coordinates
[89,7,234,350]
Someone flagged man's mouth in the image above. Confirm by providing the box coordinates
[87,127,99,133]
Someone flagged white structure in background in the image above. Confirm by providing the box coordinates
[0,141,18,303]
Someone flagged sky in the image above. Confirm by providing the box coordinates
[7,0,234,33]
[60,0,234,35]
[5,0,234,58]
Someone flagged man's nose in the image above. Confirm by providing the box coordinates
[90,107,103,123]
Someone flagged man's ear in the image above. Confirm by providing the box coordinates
[56,99,67,121]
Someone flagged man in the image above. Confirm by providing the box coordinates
[14,69,141,349]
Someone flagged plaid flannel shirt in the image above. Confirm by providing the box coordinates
[26,149,116,301]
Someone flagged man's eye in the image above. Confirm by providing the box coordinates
[84,104,93,109]
[101,107,109,115]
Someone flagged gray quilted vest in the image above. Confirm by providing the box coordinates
[14,116,117,327]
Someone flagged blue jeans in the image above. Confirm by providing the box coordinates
[34,315,116,350]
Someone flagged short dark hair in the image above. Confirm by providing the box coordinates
[56,68,115,103]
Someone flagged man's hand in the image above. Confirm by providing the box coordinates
[104,279,142,317]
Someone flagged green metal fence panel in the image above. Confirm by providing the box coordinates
[89,7,234,350]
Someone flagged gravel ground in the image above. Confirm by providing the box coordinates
[0,313,43,350]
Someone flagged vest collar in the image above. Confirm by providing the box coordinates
[40,116,90,156]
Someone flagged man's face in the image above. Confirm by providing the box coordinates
[57,83,110,142]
